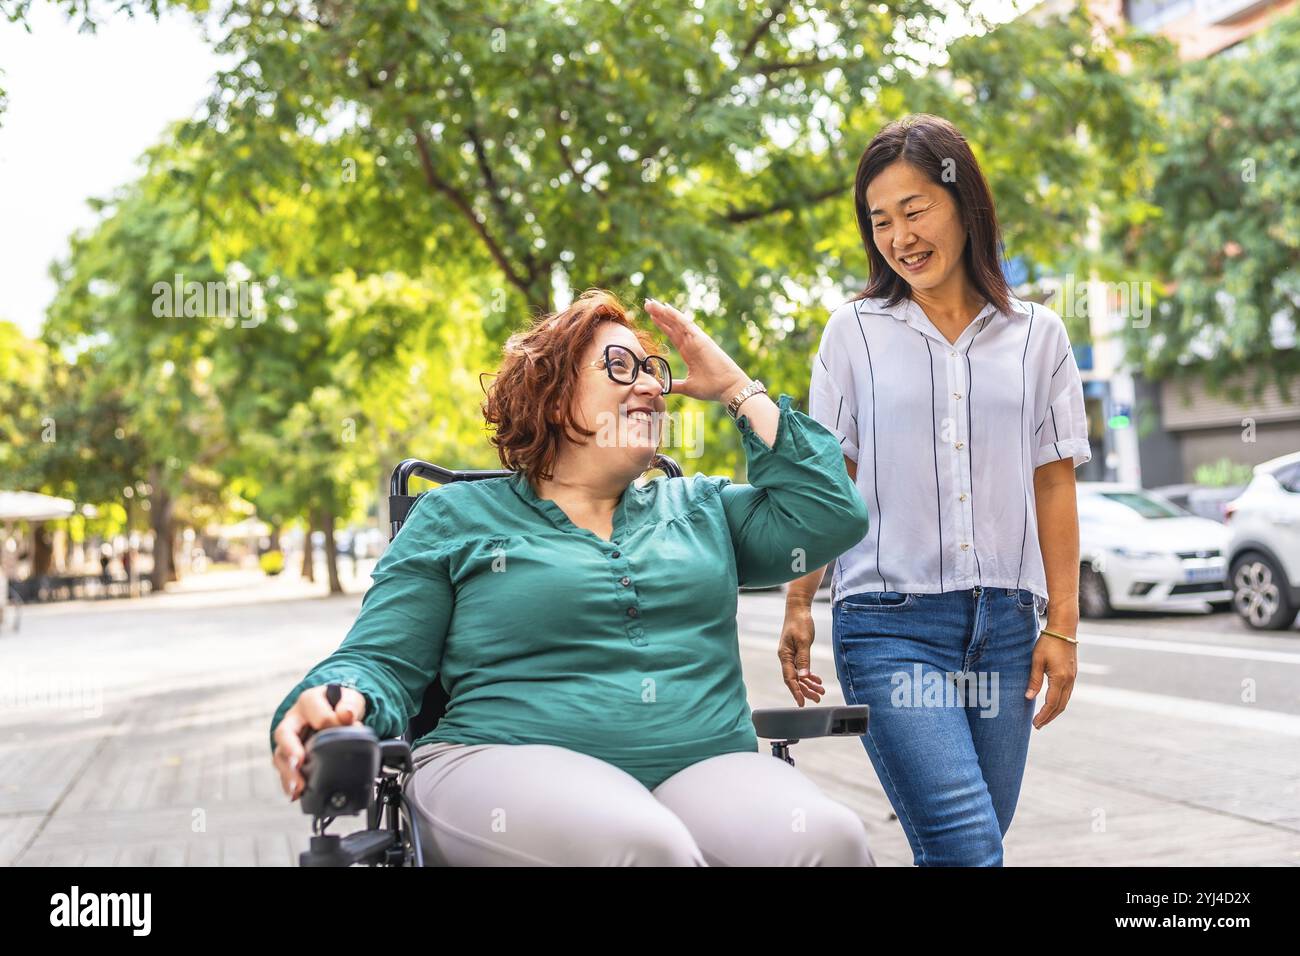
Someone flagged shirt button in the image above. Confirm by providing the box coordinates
[626,606,639,618]
[960,542,970,550]
[955,441,965,450]
[950,351,957,357]
[620,576,631,586]
[959,493,968,502]
[611,551,621,559]
[953,392,962,399]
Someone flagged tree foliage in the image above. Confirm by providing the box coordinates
[8,0,1180,581]
[1125,6,1300,396]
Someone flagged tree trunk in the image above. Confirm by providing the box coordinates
[148,465,174,593]
[32,523,54,578]
[301,515,315,582]
[168,528,183,583]
[318,506,343,595]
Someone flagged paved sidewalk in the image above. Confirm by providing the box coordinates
[1,570,357,866]
[737,595,1300,867]
[1,570,1296,865]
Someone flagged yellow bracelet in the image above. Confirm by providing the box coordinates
[1040,627,1079,645]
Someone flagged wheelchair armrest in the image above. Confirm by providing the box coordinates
[751,705,868,741]
[380,738,413,773]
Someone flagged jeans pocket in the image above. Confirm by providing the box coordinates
[840,590,914,611]
[1012,588,1038,611]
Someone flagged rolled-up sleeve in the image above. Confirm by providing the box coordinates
[718,393,870,588]
[267,493,453,752]
[1036,320,1092,470]
[808,332,860,462]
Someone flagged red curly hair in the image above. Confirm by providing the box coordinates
[482,289,663,482]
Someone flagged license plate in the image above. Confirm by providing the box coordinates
[1183,566,1223,584]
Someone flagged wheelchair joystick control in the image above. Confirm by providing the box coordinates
[299,724,382,819]
[300,682,345,750]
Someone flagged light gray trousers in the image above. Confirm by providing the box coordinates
[402,740,875,866]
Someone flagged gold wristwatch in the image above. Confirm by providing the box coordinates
[725,379,767,419]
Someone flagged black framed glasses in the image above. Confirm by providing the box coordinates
[587,343,673,394]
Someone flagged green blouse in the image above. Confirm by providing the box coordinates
[269,394,869,790]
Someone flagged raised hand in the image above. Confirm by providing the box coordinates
[642,297,751,404]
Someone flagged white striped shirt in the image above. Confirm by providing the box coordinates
[808,295,1091,605]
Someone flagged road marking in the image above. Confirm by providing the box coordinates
[738,636,1299,735]
[745,611,1300,665]
[1081,620,1300,643]
[740,636,1110,674]
[1067,684,1300,736]
[1079,633,1300,664]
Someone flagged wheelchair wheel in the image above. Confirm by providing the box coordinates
[393,784,426,867]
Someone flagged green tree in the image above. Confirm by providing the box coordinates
[43,163,234,589]
[1126,7,1300,396]
[177,0,1167,469]
[24,0,1174,535]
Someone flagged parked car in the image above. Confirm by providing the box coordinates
[1225,451,1300,631]
[1151,483,1247,524]
[1077,483,1231,618]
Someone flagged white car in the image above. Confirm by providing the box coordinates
[1225,451,1300,630]
[1077,483,1231,617]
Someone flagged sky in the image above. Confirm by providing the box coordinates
[0,2,222,338]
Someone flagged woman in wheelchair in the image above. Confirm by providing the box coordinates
[270,289,874,865]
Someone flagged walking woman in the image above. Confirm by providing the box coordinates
[780,114,1091,866]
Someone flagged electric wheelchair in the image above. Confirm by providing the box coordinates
[296,455,870,866]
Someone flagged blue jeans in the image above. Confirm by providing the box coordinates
[832,587,1041,866]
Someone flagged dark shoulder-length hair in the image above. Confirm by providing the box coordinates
[852,113,1011,315]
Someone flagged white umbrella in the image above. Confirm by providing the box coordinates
[0,491,77,522]
[0,492,75,612]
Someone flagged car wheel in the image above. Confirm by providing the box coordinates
[1079,564,1112,619]
[1230,553,1298,631]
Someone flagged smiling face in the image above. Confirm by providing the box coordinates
[566,321,669,475]
[865,160,969,296]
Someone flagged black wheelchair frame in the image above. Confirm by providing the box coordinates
[297,455,869,866]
